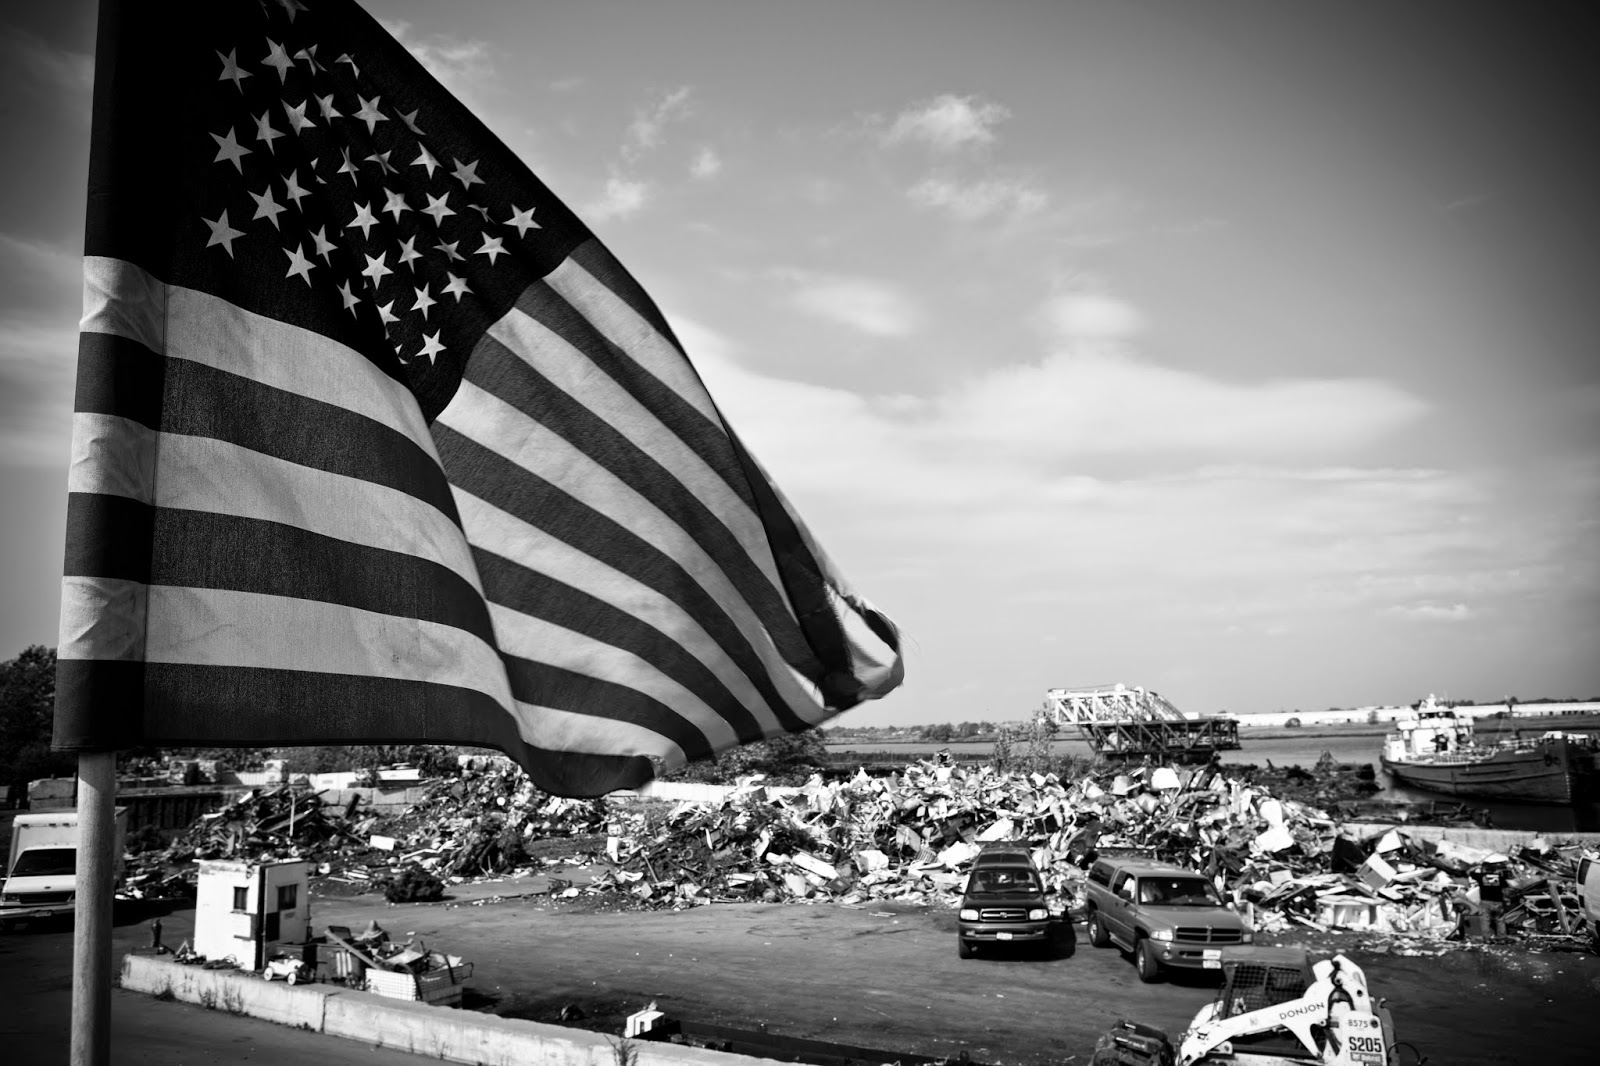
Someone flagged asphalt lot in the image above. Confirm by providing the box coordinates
[2,870,1597,1066]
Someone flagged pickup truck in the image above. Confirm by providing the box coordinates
[1082,856,1252,982]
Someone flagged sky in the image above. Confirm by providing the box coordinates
[2,0,1597,728]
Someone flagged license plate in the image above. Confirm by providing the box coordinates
[1202,960,1221,969]
[1202,949,1221,960]
[996,932,1013,940]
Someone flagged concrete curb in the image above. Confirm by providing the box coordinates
[121,955,783,1066]
[1340,823,1600,849]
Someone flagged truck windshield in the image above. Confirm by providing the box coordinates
[9,847,78,878]
[1138,877,1223,906]
[972,868,1040,893]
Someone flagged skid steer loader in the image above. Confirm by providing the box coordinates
[1091,947,1416,1066]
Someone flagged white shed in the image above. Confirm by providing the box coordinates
[193,858,310,970]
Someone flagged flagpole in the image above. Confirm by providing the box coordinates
[71,750,117,1066]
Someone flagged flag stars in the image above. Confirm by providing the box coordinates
[364,149,397,176]
[337,147,360,183]
[354,95,388,135]
[361,252,393,287]
[433,238,463,262]
[261,38,294,83]
[476,234,508,265]
[254,110,284,153]
[376,300,399,327]
[310,226,337,264]
[203,210,245,256]
[442,272,471,301]
[211,127,251,172]
[412,283,437,319]
[216,48,252,92]
[467,203,492,222]
[336,53,359,79]
[282,99,316,134]
[505,205,540,237]
[451,158,484,190]
[397,235,422,271]
[417,331,446,364]
[314,93,342,121]
[282,170,310,210]
[283,244,316,286]
[412,146,440,179]
[250,185,287,229]
[382,189,412,222]
[421,192,455,225]
[338,279,361,317]
[293,43,324,73]
[347,202,379,239]
[399,109,425,137]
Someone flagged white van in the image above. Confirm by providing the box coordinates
[1578,852,1600,951]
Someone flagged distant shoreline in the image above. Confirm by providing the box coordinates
[825,712,1600,751]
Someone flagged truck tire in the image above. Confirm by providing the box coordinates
[958,937,975,959]
[1134,938,1161,983]
[1087,910,1110,948]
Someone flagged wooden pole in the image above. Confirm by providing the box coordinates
[71,751,117,1066]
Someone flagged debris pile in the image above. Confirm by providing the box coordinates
[575,760,1597,951]
[121,754,1596,951]
[123,784,366,899]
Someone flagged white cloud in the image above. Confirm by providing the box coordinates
[907,176,1047,220]
[379,21,495,112]
[1382,603,1479,623]
[884,94,1011,151]
[788,276,919,338]
[690,146,723,179]
[623,86,692,161]
[585,175,650,221]
[1041,292,1145,341]
[925,348,1424,460]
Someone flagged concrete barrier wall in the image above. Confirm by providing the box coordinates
[122,955,794,1066]
[1341,822,1600,851]
[122,954,332,1030]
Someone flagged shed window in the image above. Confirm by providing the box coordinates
[231,886,248,911]
[277,884,298,911]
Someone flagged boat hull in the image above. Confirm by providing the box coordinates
[1381,737,1597,804]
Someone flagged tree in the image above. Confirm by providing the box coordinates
[923,722,954,744]
[1,645,72,796]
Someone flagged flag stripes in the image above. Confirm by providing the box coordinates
[74,339,459,519]
[433,411,820,730]
[71,420,483,594]
[453,490,788,736]
[460,328,812,659]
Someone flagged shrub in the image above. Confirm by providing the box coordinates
[383,865,445,903]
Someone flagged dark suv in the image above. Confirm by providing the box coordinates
[1083,857,1252,981]
[956,843,1054,958]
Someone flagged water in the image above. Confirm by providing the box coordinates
[825,732,1600,833]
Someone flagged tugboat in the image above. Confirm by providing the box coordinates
[1380,695,1600,804]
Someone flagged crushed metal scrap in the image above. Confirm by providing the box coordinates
[121,757,1595,947]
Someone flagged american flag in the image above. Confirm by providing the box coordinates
[54,0,904,797]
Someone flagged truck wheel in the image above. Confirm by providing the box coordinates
[1134,939,1161,983]
[958,938,975,959]
[286,971,299,985]
[1087,911,1110,948]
